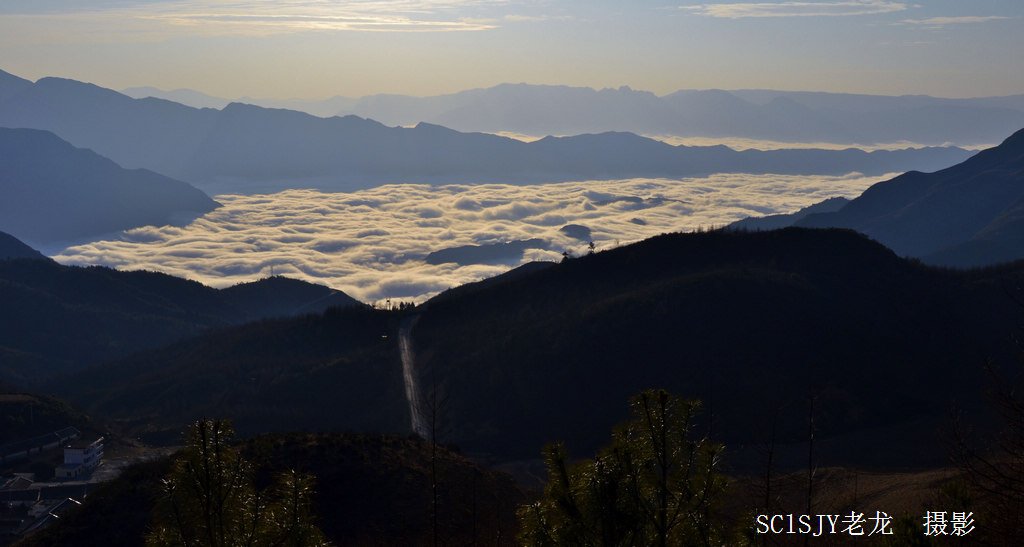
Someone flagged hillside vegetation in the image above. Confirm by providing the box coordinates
[47,228,1024,471]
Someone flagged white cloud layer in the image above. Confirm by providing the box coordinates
[52,174,888,304]
[684,1,907,19]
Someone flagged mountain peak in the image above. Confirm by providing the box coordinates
[0,230,46,260]
[794,126,1024,264]
[0,68,32,87]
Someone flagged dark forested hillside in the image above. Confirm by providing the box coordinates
[0,257,360,384]
[48,228,1024,472]
[16,432,525,546]
[411,228,1024,468]
[0,381,91,445]
[45,306,404,445]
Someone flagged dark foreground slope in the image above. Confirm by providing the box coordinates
[795,127,1024,267]
[0,256,360,384]
[0,381,91,445]
[45,306,406,445]
[51,228,1024,471]
[16,432,525,547]
[411,228,1023,467]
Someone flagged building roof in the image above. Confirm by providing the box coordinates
[65,437,103,451]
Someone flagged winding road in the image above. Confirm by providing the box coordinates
[398,315,428,437]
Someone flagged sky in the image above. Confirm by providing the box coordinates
[1,1,1022,100]
[52,173,887,303]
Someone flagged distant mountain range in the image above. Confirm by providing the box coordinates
[124,82,1024,147]
[0,70,972,194]
[732,127,1024,268]
[122,85,358,118]
[0,127,218,249]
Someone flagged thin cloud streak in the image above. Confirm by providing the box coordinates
[52,174,886,304]
[900,15,1013,28]
[0,0,504,44]
[683,1,907,19]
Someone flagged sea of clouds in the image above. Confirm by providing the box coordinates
[52,174,890,304]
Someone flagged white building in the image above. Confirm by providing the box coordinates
[55,437,103,480]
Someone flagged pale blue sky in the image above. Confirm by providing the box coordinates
[1,1,1021,99]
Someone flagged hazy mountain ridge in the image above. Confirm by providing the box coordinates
[0,127,219,248]
[719,127,1024,267]
[728,196,850,232]
[0,70,972,195]
[0,255,361,384]
[124,81,1024,146]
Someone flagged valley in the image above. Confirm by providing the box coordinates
[2,65,1023,543]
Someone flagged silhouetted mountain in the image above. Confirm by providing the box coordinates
[118,80,1024,147]
[121,86,360,118]
[42,305,403,444]
[0,382,91,446]
[0,73,218,178]
[0,128,218,248]
[49,228,1024,471]
[179,104,973,189]
[121,85,232,110]
[0,258,360,384]
[408,228,1022,468]
[0,69,32,103]
[0,70,973,194]
[797,128,1024,266]
[559,224,593,241]
[728,196,850,231]
[17,432,525,547]
[425,238,550,266]
[337,83,1024,146]
[729,90,1024,144]
[0,231,45,260]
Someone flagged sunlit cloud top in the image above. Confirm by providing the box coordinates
[51,173,888,304]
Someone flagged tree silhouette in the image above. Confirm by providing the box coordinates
[518,389,730,546]
[146,419,330,546]
[951,359,1024,543]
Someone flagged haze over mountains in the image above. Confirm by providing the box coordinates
[4,62,1024,543]
[0,70,974,196]
[124,82,1024,147]
[0,127,218,249]
[733,127,1024,268]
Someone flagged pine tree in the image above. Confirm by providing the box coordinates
[146,419,330,547]
[518,390,730,546]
